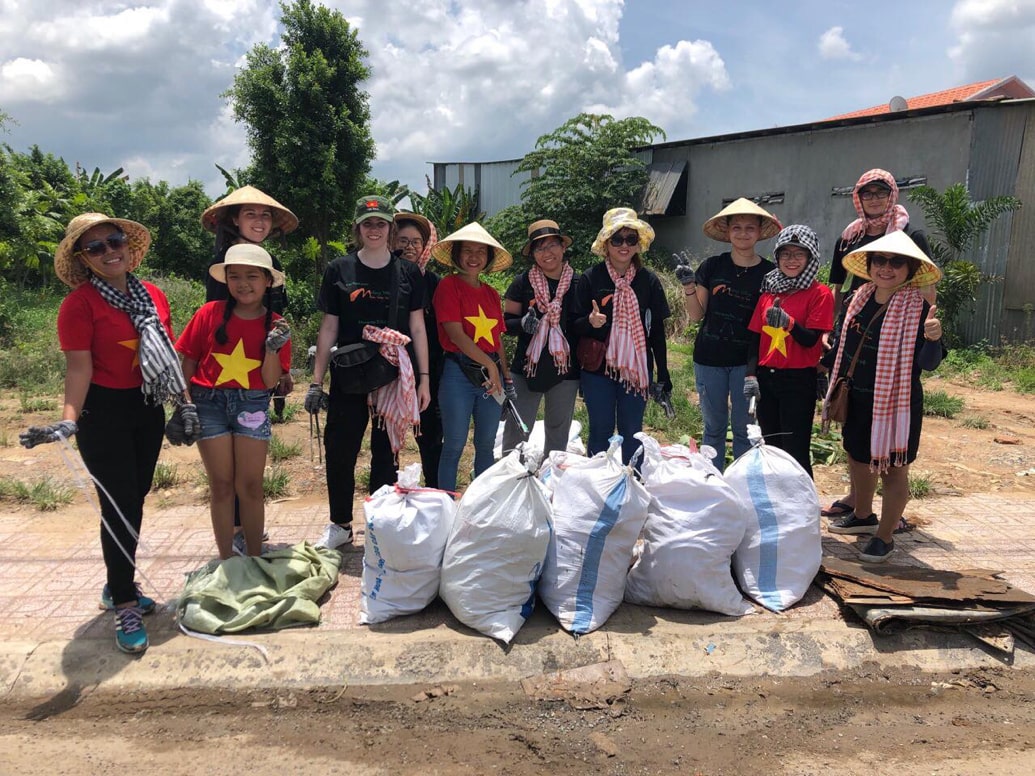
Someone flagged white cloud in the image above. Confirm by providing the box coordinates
[0,58,63,102]
[818,26,861,61]
[948,0,1035,83]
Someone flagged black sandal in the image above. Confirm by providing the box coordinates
[821,499,853,518]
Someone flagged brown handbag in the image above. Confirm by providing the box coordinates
[826,302,888,424]
[576,336,607,372]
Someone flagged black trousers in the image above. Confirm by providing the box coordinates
[416,376,443,489]
[323,390,396,526]
[756,367,818,479]
[76,385,164,606]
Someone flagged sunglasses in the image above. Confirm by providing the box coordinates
[78,233,129,259]
[870,254,908,269]
[609,233,639,247]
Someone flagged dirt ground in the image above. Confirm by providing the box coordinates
[2,373,1034,515]
[1,666,1034,775]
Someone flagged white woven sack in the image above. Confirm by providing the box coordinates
[439,448,552,643]
[360,464,456,624]
[539,437,650,634]
[494,419,584,459]
[625,434,754,616]
[538,449,587,500]
[725,429,822,611]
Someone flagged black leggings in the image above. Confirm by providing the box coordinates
[76,385,164,606]
[756,367,818,478]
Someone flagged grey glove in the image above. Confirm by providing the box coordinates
[164,402,202,446]
[674,264,696,285]
[265,318,291,353]
[743,375,761,401]
[816,372,830,401]
[304,383,329,415]
[765,298,791,329]
[650,382,676,419]
[520,307,540,336]
[20,420,77,449]
[503,380,518,403]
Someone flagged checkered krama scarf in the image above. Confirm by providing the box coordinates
[604,260,649,398]
[825,283,924,472]
[362,325,420,455]
[524,263,574,377]
[841,169,910,244]
[416,221,438,273]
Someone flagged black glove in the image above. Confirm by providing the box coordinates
[743,376,760,401]
[816,372,830,401]
[520,307,540,335]
[304,383,329,414]
[166,403,201,446]
[20,420,77,449]
[503,380,518,403]
[674,263,696,285]
[650,382,676,419]
[265,319,291,353]
[765,298,791,329]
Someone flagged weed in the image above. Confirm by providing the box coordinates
[923,390,964,418]
[960,415,989,430]
[0,476,75,511]
[271,400,299,424]
[152,462,180,490]
[18,390,56,414]
[908,471,933,499]
[269,434,302,462]
[811,425,846,466]
[263,466,290,500]
[1012,367,1035,394]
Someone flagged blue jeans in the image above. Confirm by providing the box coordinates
[580,371,646,464]
[193,387,273,441]
[694,363,751,472]
[438,358,503,492]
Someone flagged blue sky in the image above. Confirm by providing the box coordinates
[1,0,1032,197]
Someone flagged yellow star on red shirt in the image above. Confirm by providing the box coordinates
[762,324,790,357]
[118,338,140,368]
[212,339,262,387]
[464,305,498,346]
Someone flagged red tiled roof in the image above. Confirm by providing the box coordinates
[823,77,1032,121]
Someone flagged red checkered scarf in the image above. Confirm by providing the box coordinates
[604,260,649,398]
[524,263,574,378]
[840,169,910,244]
[825,283,924,472]
[362,325,420,455]
[416,221,439,273]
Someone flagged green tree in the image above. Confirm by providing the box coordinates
[128,179,212,278]
[514,113,666,270]
[908,183,1022,344]
[223,0,375,273]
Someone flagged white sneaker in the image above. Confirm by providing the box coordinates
[316,523,354,550]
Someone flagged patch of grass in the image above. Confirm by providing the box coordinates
[923,389,964,418]
[271,400,299,424]
[151,462,180,490]
[811,425,846,466]
[18,390,56,414]
[1012,366,1035,394]
[960,415,990,430]
[0,476,75,511]
[268,434,302,462]
[908,471,933,499]
[263,466,290,500]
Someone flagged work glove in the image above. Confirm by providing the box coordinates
[743,375,761,402]
[816,372,830,402]
[166,403,202,446]
[20,420,77,449]
[265,319,291,353]
[304,383,329,415]
[520,306,540,335]
[674,263,696,286]
[650,382,676,419]
[765,298,792,330]
[503,380,518,403]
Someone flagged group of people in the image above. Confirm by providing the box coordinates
[677,168,945,565]
[18,165,946,656]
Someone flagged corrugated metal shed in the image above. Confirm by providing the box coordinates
[641,159,688,216]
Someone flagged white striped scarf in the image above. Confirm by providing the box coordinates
[825,283,923,472]
[524,263,574,378]
[604,261,649,398]
[363,325,420,455]
[89,274,188,405]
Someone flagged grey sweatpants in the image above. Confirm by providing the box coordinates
[502,373,579,457]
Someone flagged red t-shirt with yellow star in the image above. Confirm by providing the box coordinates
[57,281,175,389]
[175,301,291,390]
[432,274,503,354]
[748,283,834,369]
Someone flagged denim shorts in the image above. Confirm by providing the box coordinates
[193,387,273,441]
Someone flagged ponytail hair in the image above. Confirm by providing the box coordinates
[215,295,236,345]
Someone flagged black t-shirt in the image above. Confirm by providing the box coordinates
[317,253,424,346]
[504,270,581,388]
[692,252,774,367]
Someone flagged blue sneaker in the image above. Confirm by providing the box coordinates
[114,606,149,654]
[100,583,156,614]
[859,536,895,563]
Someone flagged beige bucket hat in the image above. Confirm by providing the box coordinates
[201,185,299,235]
[208,243,285,287]
[590,207,655,257]
[54,213,151,287]
[702,198,782,242]
[431,222,513,272]
[841,230,942,288]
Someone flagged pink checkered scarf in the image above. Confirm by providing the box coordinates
[417,221,439,273]
[524,263,574,378]
[362,325,420,455]
[604,260,649,398]
[840,169,910,244]
[826,283,924,472]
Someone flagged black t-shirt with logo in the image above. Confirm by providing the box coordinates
[693,252,774,367]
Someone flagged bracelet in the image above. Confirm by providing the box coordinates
[419,372,430,375]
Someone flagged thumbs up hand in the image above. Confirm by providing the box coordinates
[923,305,942,342]
[765,297,792,330]
[589,299,607,329]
